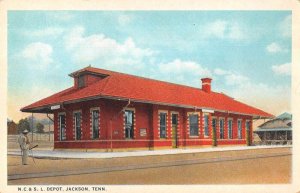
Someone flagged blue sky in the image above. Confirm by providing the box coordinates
[8,11,291,121]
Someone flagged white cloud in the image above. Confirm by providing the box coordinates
[64,26,85,51]
[272,63,291,76]
[266,42,287,53]
[227,22,245,40]
[203,20,246,40]
[152,59,212,86]
[118,14,133,26]
[213,68,248,86]
[224,73,249,86]
[204,20,227,39]
[279,14,291,38]
[214,68,228,75]
[21,42,53,68]
[64,26,153,69]
[23,27,65,38]
[159,59,212,77]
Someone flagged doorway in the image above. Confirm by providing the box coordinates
[172,114,178,148]
[125,110,134,139]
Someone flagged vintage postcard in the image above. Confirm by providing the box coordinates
[1,0,300,193]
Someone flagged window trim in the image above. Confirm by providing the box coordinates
[124,108,136,139]
[188,112,200,137]
[159,112,168,139]
[158,110,168,139]
[73,110,82,140]
[90,107,100,139]
[58,112,66,141]
[219,117,225,139]
[237,119,242,139]
[227,118,233,139]
[203,114,209,137]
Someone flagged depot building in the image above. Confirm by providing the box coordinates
[21,66,273,150]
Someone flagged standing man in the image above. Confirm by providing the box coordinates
[18,129,30,165]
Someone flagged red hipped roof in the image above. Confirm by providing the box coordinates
[21,67,273,118]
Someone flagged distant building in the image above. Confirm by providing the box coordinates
[254,112,292,145]
[7,120,18,135]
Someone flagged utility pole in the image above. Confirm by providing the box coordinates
[110,120,113,152]
[48,115,51,141]
[46,114,54,141]
[31,113,34,142]
[108,99,131,152]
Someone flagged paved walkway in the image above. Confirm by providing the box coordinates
[7,145,291,159]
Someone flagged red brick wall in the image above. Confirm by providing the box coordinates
[54,98,253,149]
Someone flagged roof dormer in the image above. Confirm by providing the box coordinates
[69,66,110,89]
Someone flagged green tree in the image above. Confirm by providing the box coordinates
[17,118,31,134]
[36,122,45,133]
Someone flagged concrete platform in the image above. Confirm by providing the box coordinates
[7,145,292,159]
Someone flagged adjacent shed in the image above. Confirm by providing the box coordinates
[254,112,292,145]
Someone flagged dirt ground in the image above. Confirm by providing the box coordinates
[8,147,291,185]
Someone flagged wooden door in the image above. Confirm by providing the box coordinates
[172,114,178,148]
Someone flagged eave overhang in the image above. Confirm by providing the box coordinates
[254,127,292,132]
[21,94,274,119]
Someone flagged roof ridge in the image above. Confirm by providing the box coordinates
[91,67,213,92]
[77,66,226,95]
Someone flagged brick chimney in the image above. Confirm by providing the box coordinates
[201,78,212,93]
